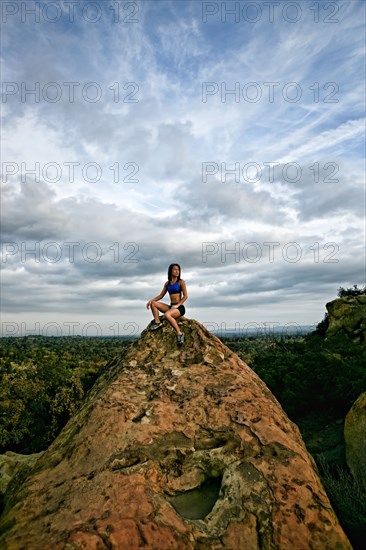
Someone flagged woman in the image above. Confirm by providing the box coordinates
[146,263,188,345]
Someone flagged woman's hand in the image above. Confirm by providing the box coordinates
[146,300,151,309]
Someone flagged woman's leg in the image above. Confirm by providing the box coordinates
[150,301,170,323]
[164,308,183,335]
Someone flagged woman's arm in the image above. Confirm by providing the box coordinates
[146,283,168,308]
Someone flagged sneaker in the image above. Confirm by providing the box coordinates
[150,322,163,331]
[177,332,185,345]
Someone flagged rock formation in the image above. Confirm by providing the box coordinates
[326,295,366,343]
[0,319,351,549]
[0,451,43,497]
[344,391,366,488]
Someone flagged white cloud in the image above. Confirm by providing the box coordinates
[1,0,365,334]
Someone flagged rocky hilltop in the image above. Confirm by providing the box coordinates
[0,319,351,549]
[326,295,366,343]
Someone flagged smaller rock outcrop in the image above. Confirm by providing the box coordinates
[326,295,366,343]
[0,451,43,497]
[344,391,366,488]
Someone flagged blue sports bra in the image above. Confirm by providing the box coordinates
[167,279,182,295]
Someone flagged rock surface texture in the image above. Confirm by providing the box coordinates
[0,451,43,497]
[0,319,351,549]
[326,295,366,343]
[344,391,366,488]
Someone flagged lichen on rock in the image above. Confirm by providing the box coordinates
[344,391,366,489]
[0,451,44,497]
[0,318,351,549]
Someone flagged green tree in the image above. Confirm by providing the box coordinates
[337,284,366,297]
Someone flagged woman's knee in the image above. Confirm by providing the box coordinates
[166,311,179,320]
[165,310,179,321]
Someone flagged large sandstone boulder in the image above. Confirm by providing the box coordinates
[0,319,351,549]
[326,295,366,343]
[344,391,366,488]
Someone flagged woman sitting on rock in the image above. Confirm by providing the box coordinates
[146,263,188,345]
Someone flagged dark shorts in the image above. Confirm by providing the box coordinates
[170,304,185,316]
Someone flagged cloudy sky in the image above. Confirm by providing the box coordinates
[1,0,365,336]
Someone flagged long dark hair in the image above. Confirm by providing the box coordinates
[168,263,181,283]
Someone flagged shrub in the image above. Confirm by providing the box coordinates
[317,456,366,549]
[0,337,129,453]
[313,312,329,336]
[246,334,366,420]
[337,285,366,298]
